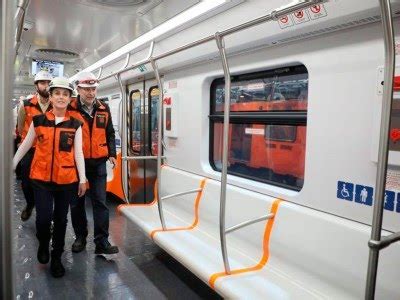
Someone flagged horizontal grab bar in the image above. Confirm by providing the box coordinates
[161,188,202,201]
[122,156,166,160]
[225,213,275,234]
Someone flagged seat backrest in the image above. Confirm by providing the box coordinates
[160,167,206,225]
[269,201,400,298]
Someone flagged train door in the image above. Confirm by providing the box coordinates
[126,79,159,203]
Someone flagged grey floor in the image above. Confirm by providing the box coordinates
[13,180,222,300]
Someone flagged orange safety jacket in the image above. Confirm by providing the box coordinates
[69,97,115,160]
[21,95,52,142]
[30,111,82,186]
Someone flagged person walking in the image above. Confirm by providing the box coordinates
[69,71,119,255]
[17,70,53,221]
[13,77,87,277]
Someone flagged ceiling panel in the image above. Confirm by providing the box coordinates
[14,0,199,94]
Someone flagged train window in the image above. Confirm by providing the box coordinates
[211,65,308,113]
[149,86,160,155]
[130,90,141,153]
[210,65,308,190]
[265,125,296,142]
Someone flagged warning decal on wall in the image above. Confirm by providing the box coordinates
[292,9,309,25]
[278,15,294,29]
[277,4,328,29]
[307,4,328,20]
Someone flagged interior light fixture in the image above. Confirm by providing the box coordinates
[73,0,228,79]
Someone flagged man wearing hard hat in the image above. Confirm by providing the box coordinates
[69,71,119,255]
[17,70,53,221]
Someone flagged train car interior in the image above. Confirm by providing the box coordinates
[1,0,400,299]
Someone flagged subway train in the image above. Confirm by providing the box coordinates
[2,0,400,299]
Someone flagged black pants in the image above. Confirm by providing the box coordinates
[34,187,76,258]
[70,162,109,246]
[20,149,35,208]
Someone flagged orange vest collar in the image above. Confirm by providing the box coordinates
[46,110,72,122]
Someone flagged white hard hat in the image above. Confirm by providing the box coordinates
[75,71,99,88]
[34,70,53,83]
[48,77,74,92]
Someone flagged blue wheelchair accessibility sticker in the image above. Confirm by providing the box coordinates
[396,194,400,213]
[384,191,395,211]
[337,181,354,201]
[354,185,373,206]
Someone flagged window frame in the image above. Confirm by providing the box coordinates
[209,65,308,191]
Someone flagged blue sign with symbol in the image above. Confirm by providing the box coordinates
[384,191,395,211]
[354,185,373,206]
[396,194,400,213]
[337,181,353,201]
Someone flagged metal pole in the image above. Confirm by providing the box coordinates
[14,0,30,53]
[150,58,166,230]
[96,1,323,83]
[117,74,129,203]
[225,213,275,234]
[123,155,166,160]
[96,67,103,79]
[1,0,16,298]
[215,32,231,274]
[161,188,202,201]
[365,0,395,299]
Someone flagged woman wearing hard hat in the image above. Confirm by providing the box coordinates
[13,77,87,278]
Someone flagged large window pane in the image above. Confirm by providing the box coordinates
[212,123,306,189]
[213,65,308,112]
[210,65,308,190]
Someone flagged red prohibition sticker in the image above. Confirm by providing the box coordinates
[294,10,304,18]
[310,5,321,14]
[292,9,309,24]
[277,14,293,29]
[308,4,327,20]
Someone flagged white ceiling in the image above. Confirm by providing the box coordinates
[14,0,199,96]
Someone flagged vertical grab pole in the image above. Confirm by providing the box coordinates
[1,1,16,298]
[150,58,166,230]
[117,74,129,203]
[365,0,395,299]
[215,32,231,274]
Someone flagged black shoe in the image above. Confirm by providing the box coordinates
[37,241,50,264]
[21,205,34,221]
[71,236,87,253]
[95,241,119,255]
[50,257,65,278]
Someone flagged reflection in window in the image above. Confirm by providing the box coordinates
[130,90,141,153]
[212,123,305,189]
[265,125,296,142]
[213,65,308,112]
[149,87,160,155]
[210,65,308,190]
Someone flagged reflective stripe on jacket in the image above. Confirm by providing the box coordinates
[30,111,82,185]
